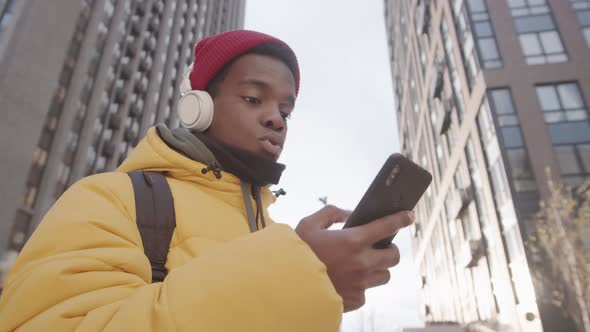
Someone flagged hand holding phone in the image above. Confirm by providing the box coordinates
[344,153,432,248]
[295,205,414,312]
[294,154,431,312]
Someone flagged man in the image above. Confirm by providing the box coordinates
[0,30,414,331]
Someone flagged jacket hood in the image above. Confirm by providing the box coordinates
[117,127,277,208]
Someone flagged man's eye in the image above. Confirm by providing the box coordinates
[281,112,291,120]
[242,96,261,104]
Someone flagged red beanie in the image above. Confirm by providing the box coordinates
[189,30,300,95]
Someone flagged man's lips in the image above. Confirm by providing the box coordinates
[260,139,283,158]
[258,133,284,158]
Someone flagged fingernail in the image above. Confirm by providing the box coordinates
[408,211,415,224]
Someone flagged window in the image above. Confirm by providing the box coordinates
[466,0,502,69]
[555,145,581,174]
[508,0,568,64]
[547,121,590,145]
[506,149,532,178]
[410,76,419,115]
[554,144,590,186]
[478,38,501,66]
[506,149,537,191]
[441,21,466,121]
[514,14,555,33]
[489,89,520,125]
[536,83,588,124]
[507,0,551,17]
[24,186,37,209]
[570,0,590,47]
[536,83,590,186]
[399,3,409,69]
[415,0,432,77]
[501,127,525,148]
[466,138,492,228]
[518,31,566,64]
[580,144,590,170]
[452,1,478,90]
[452,0,502,89]
[488,88,537,193]
[415,0,432,35]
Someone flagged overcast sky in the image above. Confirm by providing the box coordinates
[245,1,424,331]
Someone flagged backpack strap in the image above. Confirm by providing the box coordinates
[129,171,176,283]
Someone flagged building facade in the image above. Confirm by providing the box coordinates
[0,0,245,273]
[384,0,590,331]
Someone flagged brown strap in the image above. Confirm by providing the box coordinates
[129,171,176,283]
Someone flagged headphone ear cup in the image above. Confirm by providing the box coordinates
[177,90,214,132]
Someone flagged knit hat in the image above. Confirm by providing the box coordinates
[189,30,300,95]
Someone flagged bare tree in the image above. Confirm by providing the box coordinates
[527,176,590,332]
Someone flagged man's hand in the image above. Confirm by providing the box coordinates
[295,205,414,312]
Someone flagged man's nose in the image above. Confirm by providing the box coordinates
[262,105,285,132]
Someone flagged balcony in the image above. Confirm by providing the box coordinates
[422,1,431,35]
[458,241,473,267]
[124,127,136,142]
[120,64,132,80]
[129,104,142,118]
[109,115,122,130]
[458,185,474,213]
[432,66,444,99]
[148,17,160,32]
[102,142,116,157]
[445,190,461,220]
[26,164,43,186]
[134,78,148,94]
[466,239,486,268]
[126,43,137,58]
[63,147,76,165]
[395,76,403,99]
[436,100,452,136]
[152,1,164,14]
[131,20,142,36]
[446,185,474,219]
[143,37,156,51]
[136,3,146,16]
[115,88,126,104]
[415,3,425,35]
[139,57,152,72]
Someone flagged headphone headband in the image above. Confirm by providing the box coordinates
[177,63,214,132]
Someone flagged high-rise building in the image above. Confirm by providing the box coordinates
[0,0,245,268]
[384,0,589,331]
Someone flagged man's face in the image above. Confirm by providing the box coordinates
[205,54,296,161]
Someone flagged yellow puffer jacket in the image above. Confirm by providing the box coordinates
[0,128,342,331]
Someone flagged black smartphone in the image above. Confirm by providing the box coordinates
[343,153,432,249]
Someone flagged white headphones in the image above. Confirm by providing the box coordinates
[177,64,214,132]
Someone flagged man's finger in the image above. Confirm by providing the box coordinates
[357,211,414,245]
[302,205,351,229]
[365,270,391,289]
[368,244,401,269]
